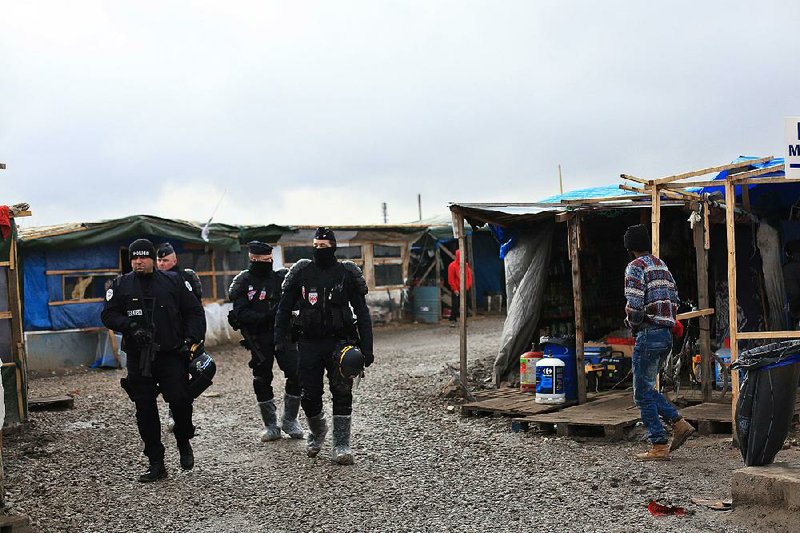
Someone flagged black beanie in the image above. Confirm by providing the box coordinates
[623,224,651,252]
[157,242,175,258]
[129,238,156,260]
[248,241,273,255]
[314,227,336,245]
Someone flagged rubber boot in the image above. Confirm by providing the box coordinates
[167,408,175,433]
[635,443,671,461]
[177,440,194,470]
[138,460,167,482]
[670,417,696,452]
[306,412,328,458]
[258,400,281,442]
[331,415,354,465]
[281,394,304,439]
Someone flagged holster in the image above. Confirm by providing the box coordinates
[120,377,136,402]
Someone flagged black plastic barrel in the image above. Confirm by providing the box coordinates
[733,340,800,466]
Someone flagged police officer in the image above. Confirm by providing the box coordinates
[228,241,304,441]
[274,227,374,465]
[156,242,203,434]
[101,238,206,482]
[156,242,203,300]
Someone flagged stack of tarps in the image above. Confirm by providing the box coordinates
[734,340,800,466]
[493,221,554,384]
[204,302,239,347]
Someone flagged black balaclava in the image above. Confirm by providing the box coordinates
[248,241,274,277]
[623,224,651,255]
[129,238,156,276]
[312,227,337,269]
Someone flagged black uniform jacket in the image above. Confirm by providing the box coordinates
[101,270,206,354]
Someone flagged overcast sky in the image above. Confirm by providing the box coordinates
[2,1,798,228]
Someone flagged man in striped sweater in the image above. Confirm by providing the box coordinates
[623,224,695,460]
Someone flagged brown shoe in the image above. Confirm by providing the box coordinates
[636,443,670,461]
[670,418,696,452]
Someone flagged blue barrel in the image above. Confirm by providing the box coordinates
[540,336,578,401]
[413,286,441,323]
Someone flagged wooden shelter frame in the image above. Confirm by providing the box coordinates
[449,156,800,412]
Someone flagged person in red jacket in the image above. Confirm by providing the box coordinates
[447,249,473,327]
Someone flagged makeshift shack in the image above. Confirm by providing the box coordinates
[18,215,243,372]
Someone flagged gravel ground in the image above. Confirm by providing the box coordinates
[4,316,799,532]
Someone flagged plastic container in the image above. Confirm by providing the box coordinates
[714,348,731,390]
[535,356,566,404]
[520,351,544,393]
[540,336,578,401]
[413,286,440,324]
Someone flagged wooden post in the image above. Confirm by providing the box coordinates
[651,187,661,256]
[451,211,468,390]
[568,215,588,404]
[724,179,740,438]
[435,244,442,320]
[467,232,477,317]
[693,203,713,402]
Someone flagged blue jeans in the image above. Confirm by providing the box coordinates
[632,327,680,444]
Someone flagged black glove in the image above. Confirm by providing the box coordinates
[131,326,153,346]
[362,350,374,368]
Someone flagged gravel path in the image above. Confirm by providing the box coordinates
[5,316,798,532]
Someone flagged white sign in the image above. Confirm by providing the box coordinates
[785,116,800,179]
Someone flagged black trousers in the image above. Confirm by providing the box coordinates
[450,291,469,322]
[248,334,301,402]
[124,350,193,463]
[297,338,353,417]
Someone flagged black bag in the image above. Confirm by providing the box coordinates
[733,341,800,466]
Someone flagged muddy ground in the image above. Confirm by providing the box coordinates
[4,316,798,532]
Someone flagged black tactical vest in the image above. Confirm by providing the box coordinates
[295,262,355,339]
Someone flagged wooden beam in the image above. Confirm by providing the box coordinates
[736,330,800,340]
[651,188,661,256]
[734,176,800,186]
[568,215,587,404]
[692,210,713,403]
[724,179,739,441]
[728,164,785,183]
[662,180,723,189]
[650,156,774,186]
[619,184,645,194]
[676,308,714,320]
[742,186,751,211]
[454,212,469,395]
[11,211,31,218]
[620,174,650,185]
[554,212,572,223]
[438,243,456,261]
[703,202,710,250]
[561,195,649,205]
[434,245,442,320]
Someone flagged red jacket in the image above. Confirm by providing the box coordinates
[447,250,473,293]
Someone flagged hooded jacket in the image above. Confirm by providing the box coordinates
[447,249,473,293]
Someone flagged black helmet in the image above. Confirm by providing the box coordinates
[188,351,216,398]
[336,344,364,379]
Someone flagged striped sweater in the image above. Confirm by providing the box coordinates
[624,254,679,331]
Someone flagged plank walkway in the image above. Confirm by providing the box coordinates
[28,395,74,411]
[461,388,573,419]
[680,396,800,435]
[514,392,639,440]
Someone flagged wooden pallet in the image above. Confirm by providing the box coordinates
[680,396,800,435]
[29,395,74,411]
[461,388,573,418]
[514,393,640,440]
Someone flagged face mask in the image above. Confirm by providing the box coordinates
[249,261,273,277]
[313,247,336,268]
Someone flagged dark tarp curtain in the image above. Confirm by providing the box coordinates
[494,221,555,384]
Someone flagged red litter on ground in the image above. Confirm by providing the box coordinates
[647,500,686,517]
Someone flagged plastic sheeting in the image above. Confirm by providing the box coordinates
[494,221,554,384]
[203,302,239,347]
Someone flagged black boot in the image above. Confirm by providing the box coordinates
[138,461,167,482]
[178,441,194,470]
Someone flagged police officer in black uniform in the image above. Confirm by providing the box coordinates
[274,227,374,465]
[156,242,203,300]
[156,242,203,434]
[101,238,206,482]
[228,241,303,441]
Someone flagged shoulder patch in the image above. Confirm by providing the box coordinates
[228,270,250,301]
[105,288,114,301]
[184,280,193,292]
[283,259,311,292]
[342,260,368,295]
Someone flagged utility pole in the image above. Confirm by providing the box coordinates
[417,194,422,221]
[382,202,388,224]
[558,164,564,195]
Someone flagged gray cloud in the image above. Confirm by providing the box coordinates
[2,1,798,227]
